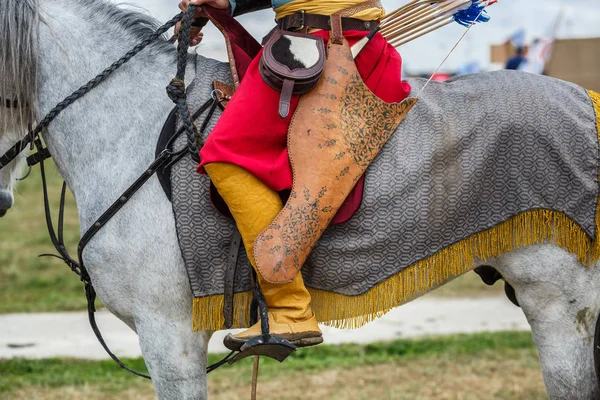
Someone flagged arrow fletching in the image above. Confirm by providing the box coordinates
[382,0,497,47]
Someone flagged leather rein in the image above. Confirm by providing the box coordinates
[1,97,19,108]
[0,7,235,378]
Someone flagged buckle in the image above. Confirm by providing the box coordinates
[294,10,306,31]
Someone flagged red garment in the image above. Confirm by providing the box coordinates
[198,30,411,191]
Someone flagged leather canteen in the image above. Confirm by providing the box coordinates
[259,30,326,118]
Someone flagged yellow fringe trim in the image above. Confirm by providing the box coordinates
[193,90,600,332]
[193,291,254,332]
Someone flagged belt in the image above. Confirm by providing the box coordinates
[277,12,378,32]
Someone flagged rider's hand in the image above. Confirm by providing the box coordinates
[177,0,231,46]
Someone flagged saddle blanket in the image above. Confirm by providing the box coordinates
[170,54,600,331]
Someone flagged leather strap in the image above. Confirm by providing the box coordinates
[206,16,240,89]
[330,15,343,45]
[202,7,261,90]
[1,96,18,108]
[26,147,51,167]
[223,229,242,328]
[0,136,31,170]
[277,13,378,32]
[212,78,238,328]
[279,79,295,118]
[213,80,234,108]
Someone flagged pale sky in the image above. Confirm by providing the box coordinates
[113,0,600,73]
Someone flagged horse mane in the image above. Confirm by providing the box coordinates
[0,0,39,133]
[71,0,174,54]
[0,0,174,134]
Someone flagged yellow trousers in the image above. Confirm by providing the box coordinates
[204,163,313,324]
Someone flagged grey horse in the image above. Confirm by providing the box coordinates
[2,0,600,399]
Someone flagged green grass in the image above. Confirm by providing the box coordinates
[0,162,502,314]
[0,162,87,313]
[433,269,504,297]
[0,331,537,396]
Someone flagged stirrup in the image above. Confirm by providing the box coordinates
[227,280,296,364]
[228,334,296,363]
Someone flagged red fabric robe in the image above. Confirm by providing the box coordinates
[198,29,411,192]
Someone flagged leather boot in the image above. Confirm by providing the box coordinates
[204,163,323,351]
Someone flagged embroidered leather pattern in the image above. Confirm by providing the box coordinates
[340,74,414,169]
[269,186,332,275]
[254,39,417,284]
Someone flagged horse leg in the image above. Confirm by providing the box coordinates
[128,255,212,400]
[135,311,212,400]
[90,264,212,400]
[494,245,600,399]
[83,223,212,399]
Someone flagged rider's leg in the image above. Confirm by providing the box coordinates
[204,162,322,348]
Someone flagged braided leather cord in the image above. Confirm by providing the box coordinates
[35,13,184,139]
[167,5,202,161]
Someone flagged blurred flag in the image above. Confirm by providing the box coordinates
[507,28,526,48]
[518,37,554,74]
[518,9,563,75]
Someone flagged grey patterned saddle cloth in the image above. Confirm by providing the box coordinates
[169,54,598,318]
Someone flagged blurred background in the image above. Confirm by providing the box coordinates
[117,0,600,88]
[1,0,599,399]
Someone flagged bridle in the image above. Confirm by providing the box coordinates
[1,97,19,108]
[0,7,187,171]
[0,6,235,378]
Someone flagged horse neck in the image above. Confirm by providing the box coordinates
[36,2,180,218]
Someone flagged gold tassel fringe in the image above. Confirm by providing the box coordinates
[193,291,253,332]
[193,90,600,332]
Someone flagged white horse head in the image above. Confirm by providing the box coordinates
[0,0,39,217]
[0,134,25,217]
[1,0,213,396]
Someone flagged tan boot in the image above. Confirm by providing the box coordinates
[224,313,323,351]
[204,163,323,350]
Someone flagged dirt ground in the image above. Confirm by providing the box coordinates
[5,350,546,400]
